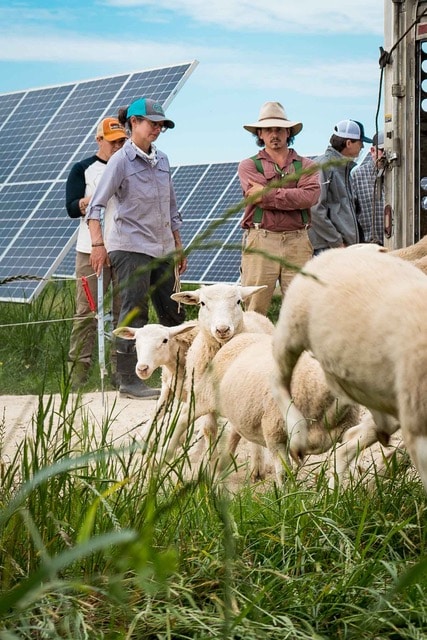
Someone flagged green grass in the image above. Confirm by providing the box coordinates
[0,283,426,639]
[0,407,426,639]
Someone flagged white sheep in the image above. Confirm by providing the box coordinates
[271,247,427,491]
[164,283,273,463]
[388,234,427,261]
[158,331,360,483]
[113,320,198,417]
[413,255,427,276]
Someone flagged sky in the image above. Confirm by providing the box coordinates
[0,1,386,166]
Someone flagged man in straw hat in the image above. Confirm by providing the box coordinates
[238,101,320,315]
[308,118,371,254]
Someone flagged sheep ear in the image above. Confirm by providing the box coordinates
[239,285,268,301]
[171,291,201,305]
[168,322,198,337]
[113,326,137,340]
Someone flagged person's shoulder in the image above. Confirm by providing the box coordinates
[352,156,372,175]
[156,149,171,170]
[67,155,97,181]
[156,148,169,161]
[291,150,317,167]
[78,154,99,168]
[238,153,259,168]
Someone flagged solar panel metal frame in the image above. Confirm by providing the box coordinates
[0,61,198,302]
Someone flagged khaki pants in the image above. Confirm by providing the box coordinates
[241,227,313,315]
[68,251,120,366]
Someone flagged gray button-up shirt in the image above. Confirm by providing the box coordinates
[87,139,182,258]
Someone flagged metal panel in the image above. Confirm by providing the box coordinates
[0,62,198,302]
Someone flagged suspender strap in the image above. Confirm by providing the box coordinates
[250,155,309,226]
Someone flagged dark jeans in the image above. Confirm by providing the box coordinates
[109,250,185,354]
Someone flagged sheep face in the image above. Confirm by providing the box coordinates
[171,284,267,344]
[113,323,196,379]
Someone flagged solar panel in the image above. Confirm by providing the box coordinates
[171,162,243,284]
[0,62,198,302]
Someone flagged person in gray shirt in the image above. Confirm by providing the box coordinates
[87,97,187,399]
[308,119,371,254]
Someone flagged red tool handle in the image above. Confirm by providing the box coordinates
[81,276,96,312]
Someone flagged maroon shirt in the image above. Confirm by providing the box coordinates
[238,148,320,232]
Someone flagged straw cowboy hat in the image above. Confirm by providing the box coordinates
[244,101,303,137]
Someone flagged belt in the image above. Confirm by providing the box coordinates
[248,225,306,234]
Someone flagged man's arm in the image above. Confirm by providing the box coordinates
[65,161,90,219]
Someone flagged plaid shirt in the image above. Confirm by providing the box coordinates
[351,155,384,245]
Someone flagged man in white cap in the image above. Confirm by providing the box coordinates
[65,117,127,389]
[238,101,320,315]
[308,119,372,254]
[351,131,385,245]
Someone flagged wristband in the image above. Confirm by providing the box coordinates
[92,242,104,247]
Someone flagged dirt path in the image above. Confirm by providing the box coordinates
[0,392,406,489]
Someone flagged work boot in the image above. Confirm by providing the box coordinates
[119,375,161,399]
[117,351,160,400]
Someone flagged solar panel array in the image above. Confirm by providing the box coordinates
[171,162,243,284]
[0,62,198,302]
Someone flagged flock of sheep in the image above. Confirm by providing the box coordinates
[115,235,427,491]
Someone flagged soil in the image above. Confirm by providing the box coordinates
[0,391,406,490]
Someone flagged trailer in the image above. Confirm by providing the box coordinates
[383,0,427,247]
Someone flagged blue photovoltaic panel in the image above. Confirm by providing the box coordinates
[175,162,243,284]
[0,62,198,302]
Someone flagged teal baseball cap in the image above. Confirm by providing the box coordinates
[126,98,175,129]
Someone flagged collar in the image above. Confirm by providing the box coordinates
[131,140,158,166]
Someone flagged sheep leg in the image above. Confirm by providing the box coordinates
[266,442,292,484]
[262,410,292,483]
[163,406,193,458]
[200,412,222,468]
[217,431,266,481]
[328,411,399,488]
[217,428,242,475]
[271,354,308,462]
[405,435,427,493]
[249,443,266,481]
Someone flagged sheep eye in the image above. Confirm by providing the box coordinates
[200,301,206,307]
[162,338,168,344]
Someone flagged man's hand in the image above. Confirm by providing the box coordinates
[246,181,264,204]
[90,246,110,276]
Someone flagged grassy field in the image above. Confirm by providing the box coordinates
[0,282,427,639]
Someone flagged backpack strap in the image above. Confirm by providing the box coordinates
[250,155,309,226]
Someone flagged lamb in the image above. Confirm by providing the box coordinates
[271,247,427,492]
[163,283,274,460]
[113,320,199,418]
[172,331,361,483]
